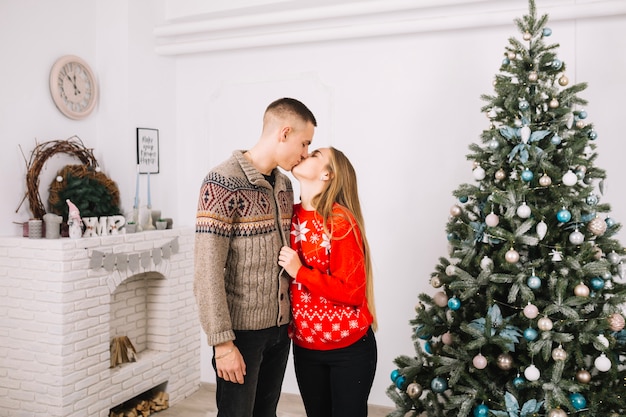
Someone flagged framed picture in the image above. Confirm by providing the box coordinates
[136,128,159,173]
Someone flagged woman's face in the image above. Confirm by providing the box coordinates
[292,148,331,182]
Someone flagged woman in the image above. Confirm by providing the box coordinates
[278,147,377,417]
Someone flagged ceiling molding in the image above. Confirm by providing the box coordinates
[154,0,626,55]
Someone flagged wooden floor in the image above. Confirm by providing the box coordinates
[157,383,393,417]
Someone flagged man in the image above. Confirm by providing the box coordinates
[194,97,317,416]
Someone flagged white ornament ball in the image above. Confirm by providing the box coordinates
[517,203,531,219]
[538,317,553,331]
[597,334,609,348]
[485,213,500,227]
[536,220,548,240]
[523,303,539,319]
[528,71,538,82]
[569,229,585,245]
[574,283,590,297]
[473,353,488,369]
[562,170,578,186]
[450,205,463,217]
[445,265,456,276]
[406,382,423,399]
[549,98,559,108]
[441,332,454,345]
[594,353,611,372]
[505,248,520,264]
[473,166,486,180]
[524,364,540,381]
[576,120,586,129]
[480,256,493,270]
[95,166,101,173]
[56,175,63,182]
[587,217,607,236]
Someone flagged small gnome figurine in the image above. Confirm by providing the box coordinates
[66,199,83,239]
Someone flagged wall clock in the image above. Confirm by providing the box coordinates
[49,55,99,120]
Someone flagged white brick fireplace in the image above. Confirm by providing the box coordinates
[0,228,200,417]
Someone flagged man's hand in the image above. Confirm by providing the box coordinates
[214,342,246,384]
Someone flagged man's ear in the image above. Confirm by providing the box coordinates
[280,126,292,141]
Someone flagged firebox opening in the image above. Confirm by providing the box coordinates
[109,381,169,417]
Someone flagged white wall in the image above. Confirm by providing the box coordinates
[2,0,626,409]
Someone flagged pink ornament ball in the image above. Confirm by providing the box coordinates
[473,354,488,369]
[523,303,539,319]
[433,291,449,307]
[608,313,625,331]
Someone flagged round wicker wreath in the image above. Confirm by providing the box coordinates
[23,136,119,220]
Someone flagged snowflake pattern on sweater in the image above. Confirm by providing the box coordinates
[289,203,373,351]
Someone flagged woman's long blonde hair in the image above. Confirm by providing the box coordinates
[311,147,377,331]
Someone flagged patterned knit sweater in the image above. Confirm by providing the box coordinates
[289,203,373,351]
[194,150,292,347]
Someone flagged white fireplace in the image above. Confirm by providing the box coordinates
[0,228,200,417]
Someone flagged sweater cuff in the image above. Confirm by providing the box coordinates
[206,330,236,347]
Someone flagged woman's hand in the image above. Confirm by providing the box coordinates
[278,246,302,278]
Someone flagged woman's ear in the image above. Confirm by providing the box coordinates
[320,172,330,181]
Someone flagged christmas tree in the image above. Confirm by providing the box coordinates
[387,1,626,416]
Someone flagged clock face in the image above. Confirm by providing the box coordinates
[49,55,98,120]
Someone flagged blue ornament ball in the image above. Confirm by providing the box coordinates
[543,27,552,36]
[521,169,534,182]
[424,341,432,354]
[416,325,432,340]
[524,327,538,341]
[502,57,510,65]
[569,392,587,410]
[578,110,588,119]
[447,233,457,241]
[391,369,400,382]
[606,217,616,228]
[519,100,530,111]
[459,195,469,203]
[473,404,489,417]
[556,209,572,223]
[395,375,406,389]
[590,277,605,291]
[430,377,447,393]
[586,194,599,206]
[448,297,461,311]
[552,59,562,70]
[527,275,541,290]
[581,212,596,223]
[513,376,525,389]
[589,130,598,140]
[551,134,562,145]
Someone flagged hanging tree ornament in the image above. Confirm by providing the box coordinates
[562,170,578,186]
[552,345,567,361]
[556,208,572,223]
[524,327,538,341]
[521,125,531,143]
[548,410,567,417]
[480,256,493,270]
[524,364,540,381]
[517,202,531,219]
[441,332,454,345]
[587,217,607,236]
[549,98,559,108]
[539,173,552,187]
[569,393,587,411]
[574,282,590,297]
[607,251,621,265]
[406,382,422,399]
[496,353,514,370]
[523,302,539,319]
[486,212,500,227]
[473,165,486,180]
[521,168,534,182]
[473,353,488,369]
[569,229,584,245]
[550,249,563,261]
[495,169,506,181]
[505,248,520,263]
[595,353,612,372]
[430,276,442,288]
[576,369,591,384]
[608,313,625,331]
[538,316,553,331]
[433,291,449,307]
[527,271,541,290]
[536,220,547,240]
[450,204,463,217]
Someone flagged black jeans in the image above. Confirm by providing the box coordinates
[293,328,377,417]
[213,325,290,417]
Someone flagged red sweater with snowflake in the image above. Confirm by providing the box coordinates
[289,203,373,351]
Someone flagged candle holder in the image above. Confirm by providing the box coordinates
[143,206,155,230]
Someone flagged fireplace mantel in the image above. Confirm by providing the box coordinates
[0,228,200,417]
